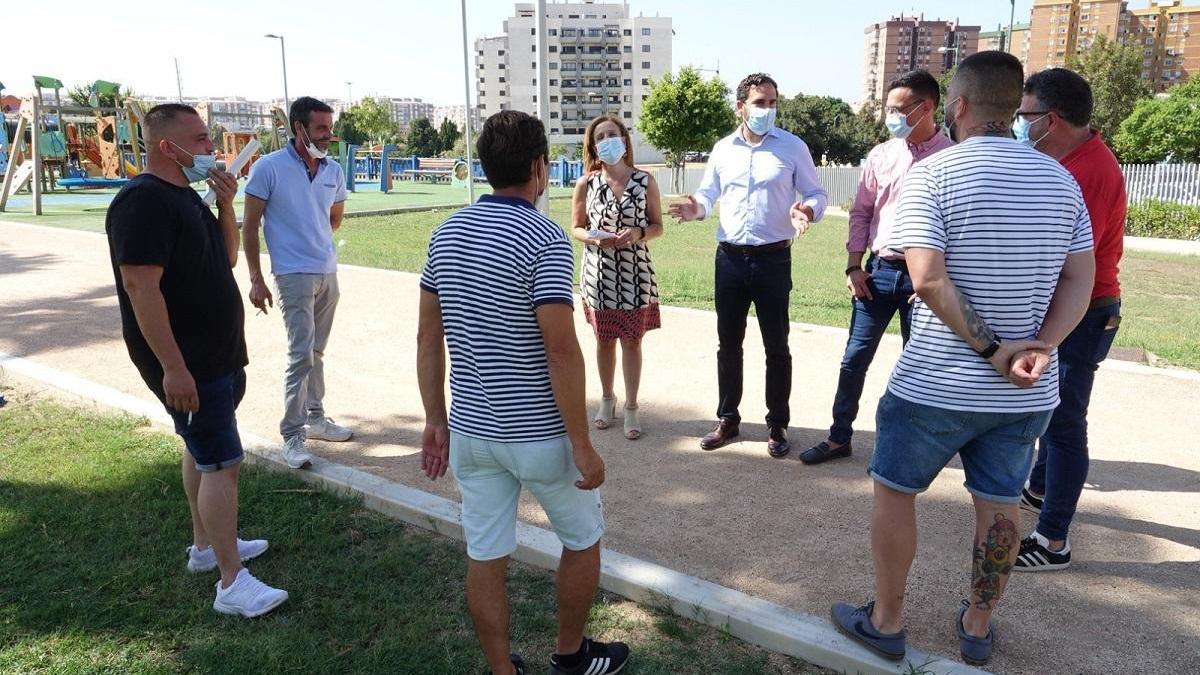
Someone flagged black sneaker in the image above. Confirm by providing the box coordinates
[488,653,525,675]
[548,637,629,674]
[1019,486,1043,515]
[1014,532,1071,571]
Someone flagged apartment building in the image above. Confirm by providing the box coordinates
[433,104,478,132]
[980,22,1032,63]
[1027,0,1198,91]
[476,0,672,161]
[862,16,980,112]
[140,96,273,132]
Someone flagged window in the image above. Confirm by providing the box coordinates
[550,62,558,69]
[479,63,486,69]
[607,46,619,54]
[499,76,506,83]
[562,62,577,71]
[641,27,651,36]
[562,28,577,37]
[499,90,506,96]
[641,78,649,85]
[549,28,557,36]
[550,95,558,101]
[531,61,536,68]
[623,95,631,102]
[498,49,505,55]
[563,45,576,54]
[551,127,560,134]
[641,61,650,69]
[623,45,632,53]
[479,76,485,82]
[623,62,632,69]
[530,28,535,35]
[623,29,631,36]
[478,90,486,97]
[498,63,505,69]
[532,45,536,52]
[623,111,632,118]
[531,78,536,85]
[623,78,632,86]
[642,44,650,52]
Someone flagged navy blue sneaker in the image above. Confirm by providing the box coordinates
[956,601,995,666]
[831,601,906,661]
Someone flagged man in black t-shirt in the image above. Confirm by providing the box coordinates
[106,103,287,618]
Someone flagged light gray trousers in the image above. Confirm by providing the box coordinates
[275,272,340,439]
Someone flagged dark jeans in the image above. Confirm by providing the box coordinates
[714,244,792,428]
[828,256,914,445]
[1027,302,1121,541]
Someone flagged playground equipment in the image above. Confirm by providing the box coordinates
[347,146,584,193]
[0,95,46,213]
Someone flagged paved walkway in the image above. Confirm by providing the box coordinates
[2,220,1197,674]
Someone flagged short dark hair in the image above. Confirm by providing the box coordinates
[951,51,1025,120]
[1024,68,1093,127]
[143,103,201,141]
[887,69,940,107]
[476,110,548,189]
[736,73,779,102]
[289,96,334,130]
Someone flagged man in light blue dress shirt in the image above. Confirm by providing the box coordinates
[669,73,828,458]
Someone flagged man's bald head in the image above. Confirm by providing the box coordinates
[948,51,1025,122]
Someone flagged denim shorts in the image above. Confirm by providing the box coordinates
[167,369,247,473]
[450,431,605,561]
[869,390,1053,503]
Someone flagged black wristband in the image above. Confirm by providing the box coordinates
[978,337,1002,359]
[845,264,862,275]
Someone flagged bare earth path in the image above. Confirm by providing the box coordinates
[2,220,1197,674]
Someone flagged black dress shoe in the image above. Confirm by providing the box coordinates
[800,440,852,465]
[700,419,739,450]
[767,426,791,458]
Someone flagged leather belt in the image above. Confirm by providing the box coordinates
[718,239,792,255]
[1089,295,1120,310]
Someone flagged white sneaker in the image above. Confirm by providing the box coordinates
[305,416,353,442]
[281,434,312,469]
[187,538,270,573]
[212,568,289,618]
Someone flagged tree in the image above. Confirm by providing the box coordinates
[350,96,400,146]
[405,116,441,157]
[549,143,571,160]
[209,123,227,149]
[437,119,460,156]
[1113,78,1200,163]
[639,66,737,189]
[777,94,880,165]
[67,82,136,110]
[1068,34,1153,142]
[936,67,956,126]
[333,109,369,145]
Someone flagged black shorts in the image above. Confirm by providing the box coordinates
[167,369,247,472]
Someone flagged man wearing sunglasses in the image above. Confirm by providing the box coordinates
[1012,68,1126,572]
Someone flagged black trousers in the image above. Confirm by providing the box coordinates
[714,244,792,428]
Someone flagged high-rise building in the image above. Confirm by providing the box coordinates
[862,16,980,112]
[980,22,1032,63]
[476,1,672,161]
[433,104,478,133]
[1026,0,1198,92]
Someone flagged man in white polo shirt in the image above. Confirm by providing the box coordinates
[243,96,352,470]
[830,52,1096,667]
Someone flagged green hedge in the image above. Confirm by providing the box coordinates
[1125,199,1200,241]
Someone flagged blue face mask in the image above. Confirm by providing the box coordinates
[885,102,927,140]
[596,136,626,165]
[1013,113,1050,148]
[744,106,776,137]
[170,141,217,183]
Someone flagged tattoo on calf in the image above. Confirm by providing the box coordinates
[972,513,1018,610]
[954,285,996,350]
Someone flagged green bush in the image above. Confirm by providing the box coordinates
[1125,199,1200,241]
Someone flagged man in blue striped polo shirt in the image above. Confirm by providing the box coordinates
[417,111,628,675]
[831,52,1096,667]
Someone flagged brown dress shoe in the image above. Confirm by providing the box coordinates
[767,426,791,458]
[700,419,739,450]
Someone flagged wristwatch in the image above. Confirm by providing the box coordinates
[844,264,862,275]
[978,337,1002,359]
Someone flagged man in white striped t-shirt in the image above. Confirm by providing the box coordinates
[831,52,1096,667]
[416,111,628,675]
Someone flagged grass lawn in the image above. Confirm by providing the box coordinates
[333,200,1200,371]
[0,391,824,675]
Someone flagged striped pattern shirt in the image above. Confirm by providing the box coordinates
[887,136,1094,413]
[420,194,575,441]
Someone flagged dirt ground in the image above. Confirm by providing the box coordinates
[2,220,1197,674]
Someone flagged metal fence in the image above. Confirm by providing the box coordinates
[650,162,1200,208]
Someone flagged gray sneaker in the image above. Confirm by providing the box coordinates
[281,434,312,469]
[305,416,353,442]
[831,601,906,661]
[956,600,995,666]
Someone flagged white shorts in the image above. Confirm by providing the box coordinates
[450,431,605,561]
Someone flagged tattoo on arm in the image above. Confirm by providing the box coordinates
[972,513,1018,610]
[954,285,996,350]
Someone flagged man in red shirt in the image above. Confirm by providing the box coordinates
[1011,68,1125,571]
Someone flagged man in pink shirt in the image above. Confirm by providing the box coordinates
[802,70,954,465]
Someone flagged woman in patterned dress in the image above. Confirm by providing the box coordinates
[570,114,663,440]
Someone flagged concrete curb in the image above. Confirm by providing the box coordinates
[0,350,987,675]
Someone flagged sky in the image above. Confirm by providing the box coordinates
[3,0,1038,106]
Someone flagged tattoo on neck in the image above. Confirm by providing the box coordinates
[954,286,996,350]
[969,121,1012,137]
[972,513,1017,610]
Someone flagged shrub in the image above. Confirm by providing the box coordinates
[1125,199,1200,241]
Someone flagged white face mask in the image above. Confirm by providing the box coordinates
[300,125,328,159]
